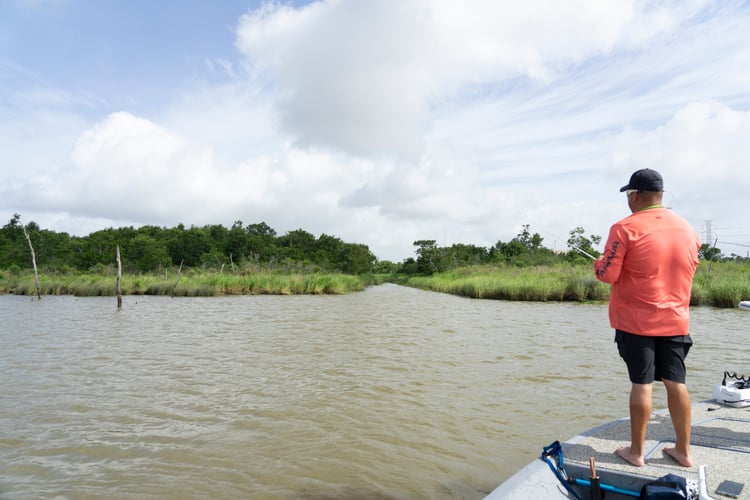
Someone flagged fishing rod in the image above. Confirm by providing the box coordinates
[568,244,596,261]
[541,229,597,260]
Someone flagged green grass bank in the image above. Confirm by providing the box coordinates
[397,261,750,308]
[1,260,748,307]
[0,269,384,297]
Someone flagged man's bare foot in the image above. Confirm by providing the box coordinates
[615,447,645,467]
[663,447,694,467]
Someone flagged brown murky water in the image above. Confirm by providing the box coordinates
[1,284,746,499]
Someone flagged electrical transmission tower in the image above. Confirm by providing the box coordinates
[703,220,714,245]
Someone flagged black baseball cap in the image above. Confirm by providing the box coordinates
[619,168,663,192]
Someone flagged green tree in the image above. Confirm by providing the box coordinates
[167,225,211,267]
[205,223,229,256]
[399,257,420,274]
[246,222,278,262]
[339,243,376,274]
[699,243,722,261]
[73,228,120,270]
[514,224,544,251]
[504,225,555,265]
[374,259,399,274]
[494,239,526,262]
[225,220,248,261]
[413,239,441,274]
[0,214,29,268]
[31,228,74,270]
[566,227,601,261]
[315,233,346,268]
[278,229,317,263]
[127,234,171,272]
[445,243,489,267]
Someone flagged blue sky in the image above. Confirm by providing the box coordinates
[1,1,254,115]
[2,0,750,261]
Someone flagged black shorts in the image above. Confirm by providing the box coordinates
[615,330,692,384]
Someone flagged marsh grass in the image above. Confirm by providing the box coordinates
[1,261,747,306]
[404,264,610,302]
[0,270,374,297]
[403,261,750,307]
[692,260,750,307]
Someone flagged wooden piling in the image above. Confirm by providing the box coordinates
[171,260,183,298]
[116,245,122,309]
[22,226,41,300]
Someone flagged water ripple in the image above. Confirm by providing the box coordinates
[1,290,747,498]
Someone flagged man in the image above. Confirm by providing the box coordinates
[594,168,701,468]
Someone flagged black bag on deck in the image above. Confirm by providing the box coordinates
[639,473,690,499]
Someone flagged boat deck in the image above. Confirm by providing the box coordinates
[564,402,750,497]
[486,401,750,499]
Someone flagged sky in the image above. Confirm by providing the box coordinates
[2,0,750,262]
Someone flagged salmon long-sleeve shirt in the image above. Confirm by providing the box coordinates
[594,207,701,336]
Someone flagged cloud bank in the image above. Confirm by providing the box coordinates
[2,0,749,261]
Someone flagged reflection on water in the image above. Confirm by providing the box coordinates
[1,285,747,499]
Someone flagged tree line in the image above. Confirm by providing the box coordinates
[1,214,375,275]
[1,215,733,276]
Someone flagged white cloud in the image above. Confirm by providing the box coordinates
[3,0,750,261]
[30,112,218,221]
[12,111,389,244]
[613,101,750,223]
[233,0,712,159]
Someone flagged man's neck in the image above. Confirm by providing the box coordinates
[637,203,664,212]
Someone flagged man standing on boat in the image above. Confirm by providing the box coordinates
[594,168,701,468]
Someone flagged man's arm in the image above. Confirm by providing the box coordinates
[594,227,624,284]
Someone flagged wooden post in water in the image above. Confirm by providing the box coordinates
[116,245,123,309]
[22,225,41,300]
[171,260,183,298]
